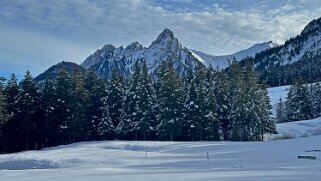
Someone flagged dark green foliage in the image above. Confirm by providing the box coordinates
[1,58,279,153]
[156,60,184,141]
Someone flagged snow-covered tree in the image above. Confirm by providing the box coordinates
[276,98,287,123]
[156,60,184,141]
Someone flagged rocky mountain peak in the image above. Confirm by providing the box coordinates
[126,41,143,51]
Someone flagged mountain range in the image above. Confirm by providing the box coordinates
[36,17,321,87]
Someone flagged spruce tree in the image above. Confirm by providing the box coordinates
[276,98,287,123]
[214,71,231,140]
[16,71,41,150]
[40,75,56,147]
[70,68,89,143]
[136,60,155,140]
[84,69,108,140]
[156,60,183,141]
[204,85,221,141]
[53,68,73,145]
[121,61,141,139]
[3,74,20,152]
[106,69,125,134]
[0,76,9,152]
[183,79,199,141]
[229,62,247,141]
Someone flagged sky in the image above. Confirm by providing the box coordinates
[0,0,320,80]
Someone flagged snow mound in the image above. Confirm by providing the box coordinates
[266,117,321,140]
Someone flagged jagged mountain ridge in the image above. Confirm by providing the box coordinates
[81,28,201,79]
[81,28,275,78]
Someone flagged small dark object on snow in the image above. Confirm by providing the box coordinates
[298,155,317,160]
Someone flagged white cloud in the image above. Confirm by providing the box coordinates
[0,0,321,75]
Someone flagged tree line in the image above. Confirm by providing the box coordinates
[276,79,321,123]
[0,59,276,153]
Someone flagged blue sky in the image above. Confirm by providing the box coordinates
[0,0,320,80]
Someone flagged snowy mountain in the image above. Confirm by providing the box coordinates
[34,61,84,83]
[252,17,321,86]
[254,18,321,70]
[81,28,203,79]
[81,28,276,78]
[190,41,278,70]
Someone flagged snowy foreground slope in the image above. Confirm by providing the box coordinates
[1,85,321,181]
[1,136,321,181]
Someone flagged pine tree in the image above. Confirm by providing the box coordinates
[84,69,108,140]
[156,60,184,141]
[257,85,277,140]
[136,60,155,140]
[183,79,199,141]
[3,74,20,152]
[194,63,207,140]
[121,61,141,139]
[214,71,231,140]
[204,89,223,141]
[16,71,41,150]
[286,79,312,121]
[106,69,126,135]
[53,68,73,145]
[310,83,321,117]
[99,97,114,139]
[69,68,90,143]
[0,76,9,152]
[276,98,287,123]
[40,75,56,147]
[229,62,247,141]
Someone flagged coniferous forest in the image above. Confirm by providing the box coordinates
[0,59,276,153]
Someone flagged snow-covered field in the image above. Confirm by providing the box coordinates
[1,135,321,181]
[1,85,321,180]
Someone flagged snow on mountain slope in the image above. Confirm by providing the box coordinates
[81,28,277,78]
[1,136,321,180]
[190,41,278,70]
[253,17,321,71]
[81,28,201,79]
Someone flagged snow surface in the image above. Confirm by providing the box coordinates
[1,84,320,180]
[192,41,277,70]
[267,117,321,140]
[1,136,321,180]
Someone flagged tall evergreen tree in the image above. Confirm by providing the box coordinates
[84,69,108,140]
[286,79,312,121]
[121,61,141,139]
[107,70,125,131]
[229,62,247,141]
[136,60,156,140]
[276,98,287,123]
[204,85,223,141]
[183,79,199,141]
[156,60,184,141]
[53,68,73,145]
[16,71,41,150]
[3,74,20,152]
[40,75,56,147]
[0,76,9,152]
[214,71,231,140]
[69,68,90,143]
